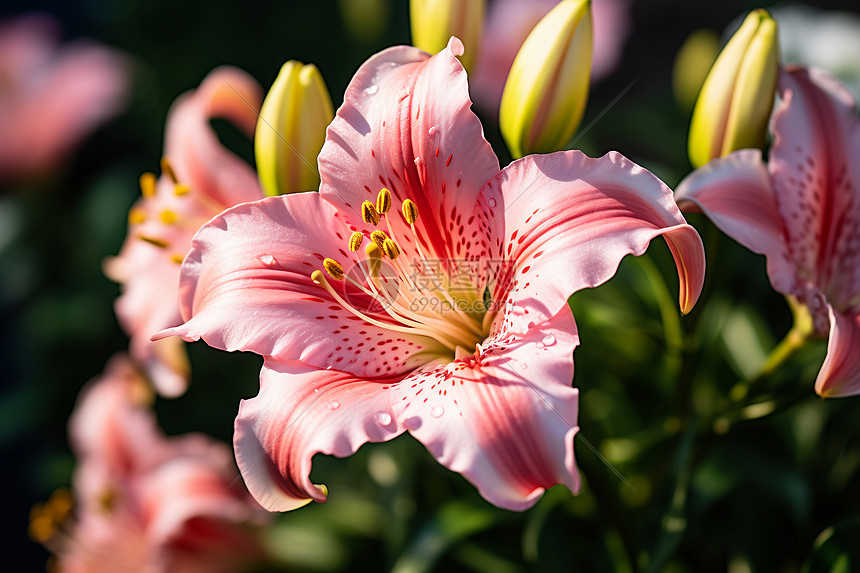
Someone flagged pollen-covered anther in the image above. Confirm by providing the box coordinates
[160,157,179,184]
[370,229,388,248]
[402,199,418,224]
[362,200,380,226]
[159,209,178,224]
[173,183,190,196]
[28,488,73,543]
[348,231,364,252]
[139,172,157,198]
[128,208,146,225]
[382,238,401,259]
[323,258,345,280]
[376,187,392,214]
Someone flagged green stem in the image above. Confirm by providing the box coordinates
[752,296,813,382]
[637,254,684,356]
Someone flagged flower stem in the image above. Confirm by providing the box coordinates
[750,295,814,382]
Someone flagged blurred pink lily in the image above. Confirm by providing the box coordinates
[32,354,266,572]
[158,38,705,511]
[676,66,860,397]
[105,67,265,397]
[0,14,128,182]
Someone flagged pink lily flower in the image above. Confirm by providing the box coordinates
[157,38,705,512]
[676,66,860,398]
[0,14,128,182]
[470,0,631,113]
[37,354,266,572]
[104,67,265,397]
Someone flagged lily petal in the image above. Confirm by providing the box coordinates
[159,193,442,377]
[675,149,797,295]
[769,66,860,307]
[320,37,500,264]
[391,305,580,511]
[234,361,405,511]
[164,66,264,207]
[483,150,705,330]
[815,307,860,397]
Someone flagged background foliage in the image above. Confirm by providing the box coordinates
[3,0,860,571]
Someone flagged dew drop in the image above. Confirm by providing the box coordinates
[535,342,544,350]
[365,84,379,95]
[327,400,340,410]
[430,406,445,418]
[375,411,392,425]
[520,362,528,370]
[541,334,556,346]
[428,126,437,136]
[259,254,277,266]
[488,198,497,208]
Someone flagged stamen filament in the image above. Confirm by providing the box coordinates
[312,271,463,350]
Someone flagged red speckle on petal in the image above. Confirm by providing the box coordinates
[446,154,453,167]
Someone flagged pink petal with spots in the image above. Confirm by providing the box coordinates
[769,66,860,308]
[482,151,705,332]
[158,193,442,377]
[391,305,580,511]
[815,308,860,397]
[319,37,500,269]
[675,150,797,295]
[234,361,405,511]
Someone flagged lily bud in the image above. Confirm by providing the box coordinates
[409,0,485,73]
[499,0,592,159]
[687,9,779,169]
[255,61,334,196]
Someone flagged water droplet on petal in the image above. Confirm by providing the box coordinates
[430,406,444,418]
[375,411,392,425]
[327,400,340,410]
[488,198,497,208]
[259,254,277,266]
[414,157,421,165]
[542,334,556,346]
[428,126,437,136]
[536,342,544,350]
[520,362,528,370]
[365,84,379,95]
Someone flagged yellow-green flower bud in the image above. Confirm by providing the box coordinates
[255,61,334,196]
[687,10,779,169]
[499,0,593,159]
[409,0,485,73]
